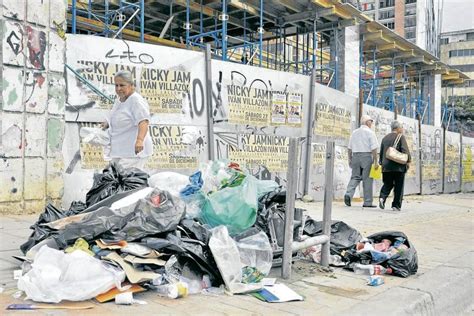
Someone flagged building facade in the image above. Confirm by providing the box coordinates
[440,29,474,100]
[359,0,441,56]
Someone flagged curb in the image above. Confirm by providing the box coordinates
[346,259,472,315]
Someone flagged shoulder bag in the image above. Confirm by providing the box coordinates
[386,133,408,164]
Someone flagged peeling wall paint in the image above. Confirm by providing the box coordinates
[1,1,67,214]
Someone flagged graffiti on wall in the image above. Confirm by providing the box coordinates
[398,115,421,194]
[421,125,442,193]
[462,138,474,191]
[24,71,47,113]
[66,35,207,125]
[444,131,461,191]
[309,143,353,199]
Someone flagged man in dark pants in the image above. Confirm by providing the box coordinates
[379,121,411,211]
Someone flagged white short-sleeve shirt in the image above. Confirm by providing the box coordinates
[108,92,153,158]
[348,125,379,153]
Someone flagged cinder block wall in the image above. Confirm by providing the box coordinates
[1,0,67,214]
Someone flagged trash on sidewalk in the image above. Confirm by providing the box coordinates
[17,246,125,303]
[95,284,146,303]
[115,292,147,305]
[251,284,304,303]
[14,159,418,307]
[367,275,384,286]
[6,302,96,310]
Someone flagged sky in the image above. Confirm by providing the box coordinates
[441,0,474,33]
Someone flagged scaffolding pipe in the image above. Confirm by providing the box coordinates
[223,0,228,61]
[113,9,140,39]
[186,0,190,48]
[259,0,263,66]
[72,0,77,33]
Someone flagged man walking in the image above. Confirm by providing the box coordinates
[344,115,379,207]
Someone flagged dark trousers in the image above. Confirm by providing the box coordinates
[379,172,406,209]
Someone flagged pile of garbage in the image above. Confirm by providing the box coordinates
[14,160,418,306]
[16,161,303,305]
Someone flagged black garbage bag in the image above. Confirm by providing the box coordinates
[143,233,223,286]
[85,162,149,206]
[367,231,418,278]
[54,189,185,248]
[304,220,362,255]
[20,203,66,254]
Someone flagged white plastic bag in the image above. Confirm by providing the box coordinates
[209,226,262,294]
[79,127,110,146]
[148,172,189,197]
[236,231,273,277]
[17,246,125,303]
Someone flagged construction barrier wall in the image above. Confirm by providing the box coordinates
[444,131,461,193]
[462,137,474,192]
[3,30,473,213]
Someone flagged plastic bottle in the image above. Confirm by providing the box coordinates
[353,264,374,275]
[353,264,392,275]
[373,265,392,275]
[154,282,189,299]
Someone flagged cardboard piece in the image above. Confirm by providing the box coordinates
[104,252,160,284]
[6,302,95,310]
[123,255,166,267]
[95,284,146,303]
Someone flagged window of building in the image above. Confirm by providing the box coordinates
[362,3,375,11]
[406,0,417,4]
[405,16,416,27]
[440,38,449,45]
[449,49,474,57]
[406,29,416,39]
[379,0,394,8]
[405,7,416,16]
[379,10,395,20]
[465,80,474,88]
[467,32,474,41]
[383,22,395,29]
[454,64,474,72]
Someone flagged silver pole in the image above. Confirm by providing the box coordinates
[205,44,215,160]
[282,138,299,279]
[321,140,335,267]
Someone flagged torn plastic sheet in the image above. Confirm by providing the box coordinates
[53,189,185,248]
[17,246,125,303]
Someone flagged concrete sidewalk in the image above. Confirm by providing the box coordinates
[0,193,472,315]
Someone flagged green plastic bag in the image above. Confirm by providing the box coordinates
[200,176,277,235]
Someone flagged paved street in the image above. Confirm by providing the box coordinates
[0,193,472,315]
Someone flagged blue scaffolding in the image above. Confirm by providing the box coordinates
[71,0,145,42]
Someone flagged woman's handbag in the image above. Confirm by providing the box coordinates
[386,133,408,164]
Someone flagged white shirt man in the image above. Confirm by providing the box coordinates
[344,115,379,207]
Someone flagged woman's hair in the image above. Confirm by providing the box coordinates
[391,120,402,131]
[114,70,135,85]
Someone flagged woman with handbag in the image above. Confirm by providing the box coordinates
[378,121,411,211]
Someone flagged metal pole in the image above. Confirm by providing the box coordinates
[334,28,338,90]
[321,140,335,267]
[72,0,77,34]
[140,0,144,42]
[259,0,263,67]
[372,49,376,107]
[205,44,215,161]
[105,0,109,37]
[282,138,299,279]
[223,0,228,61]
[304,68,317,195]
[113,9,140,39]
[313,20,316,70]
[296,30,299,73]
[186,0,190,48]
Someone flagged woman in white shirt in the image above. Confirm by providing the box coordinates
[102,70,153,170]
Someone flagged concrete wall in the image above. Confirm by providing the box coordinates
[1,0,67,214]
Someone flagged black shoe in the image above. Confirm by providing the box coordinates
[392,207,401,212]
[363,204,377,208]
[344,195,351,206]
[379,198,385,210]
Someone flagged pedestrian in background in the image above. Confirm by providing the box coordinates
[344,115,379,208]
[101,70,153,170]
[378,121,411,212]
